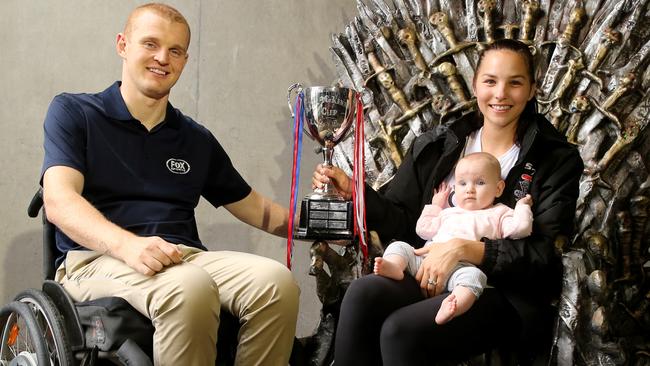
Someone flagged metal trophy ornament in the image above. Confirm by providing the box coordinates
[287,85,358,244]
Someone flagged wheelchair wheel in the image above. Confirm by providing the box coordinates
[0,301,49,365]
[14,289,73,366]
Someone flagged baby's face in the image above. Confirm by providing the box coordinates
[454,159,504,210]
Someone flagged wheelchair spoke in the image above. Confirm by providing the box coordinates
[13,289,74,366]
[20,298,64,365]
[2,311,38,362]
[27,303,56,363]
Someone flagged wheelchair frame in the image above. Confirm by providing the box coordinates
[0,189,240,366]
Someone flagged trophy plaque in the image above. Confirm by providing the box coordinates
[288,85,358,240]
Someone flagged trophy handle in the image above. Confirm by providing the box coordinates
[287,83,303,118]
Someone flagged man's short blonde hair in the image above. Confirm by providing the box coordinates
[124,3,191,44]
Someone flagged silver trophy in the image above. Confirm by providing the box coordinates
[287,84,358,240]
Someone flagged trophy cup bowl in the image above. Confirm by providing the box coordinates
[288,85,358,240]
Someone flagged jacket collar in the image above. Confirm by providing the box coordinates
[516,116,539,165]
[516,114,573,165]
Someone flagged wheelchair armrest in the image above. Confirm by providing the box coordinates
[43,280,85,351]
[27,186,59,281]
[28,188,44,218]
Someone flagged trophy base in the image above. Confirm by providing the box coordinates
[295,197,354,240]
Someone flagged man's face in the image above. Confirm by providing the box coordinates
[117,11,189,100]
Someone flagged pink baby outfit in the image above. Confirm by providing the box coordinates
[382,201,532,297]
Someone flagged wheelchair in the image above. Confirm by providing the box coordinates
[0,189,241,365]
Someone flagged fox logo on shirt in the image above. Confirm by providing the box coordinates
[166,158,191,174]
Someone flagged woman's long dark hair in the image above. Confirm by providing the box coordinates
[474,38,538,143]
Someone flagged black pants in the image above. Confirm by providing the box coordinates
[334,274,522,366]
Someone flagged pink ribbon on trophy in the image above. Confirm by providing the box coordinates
[352,95,368,260]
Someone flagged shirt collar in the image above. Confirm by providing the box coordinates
[100,81,181,130]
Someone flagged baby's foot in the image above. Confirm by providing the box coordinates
[373,257,404,280]
[435,294,457,324]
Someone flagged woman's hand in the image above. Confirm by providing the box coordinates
[414,238,480,297]
[311,164,353,200]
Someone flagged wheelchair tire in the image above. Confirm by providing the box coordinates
[0,301,49,365]
[15,289,73,366]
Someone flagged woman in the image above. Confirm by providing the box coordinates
[312,39,583,365]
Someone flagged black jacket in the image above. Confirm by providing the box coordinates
[365,113,583,342]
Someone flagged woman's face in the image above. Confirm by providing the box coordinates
[472,49,535,131]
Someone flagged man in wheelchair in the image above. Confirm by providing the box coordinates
[36,3,299,365]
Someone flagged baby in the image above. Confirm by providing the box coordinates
[374,152,533,324]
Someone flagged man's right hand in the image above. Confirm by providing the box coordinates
[311,164,353,200]
[114,236,183,276]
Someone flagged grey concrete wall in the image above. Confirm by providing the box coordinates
[0,0,357,337]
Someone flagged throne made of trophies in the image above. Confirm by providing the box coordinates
[294,1,650,365]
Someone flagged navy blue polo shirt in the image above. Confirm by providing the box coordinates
[42,82,252,266]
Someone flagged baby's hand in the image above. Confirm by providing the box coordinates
[517,194,533,207]
[432,182,451,207]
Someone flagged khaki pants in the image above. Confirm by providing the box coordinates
[56,246,299,366]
